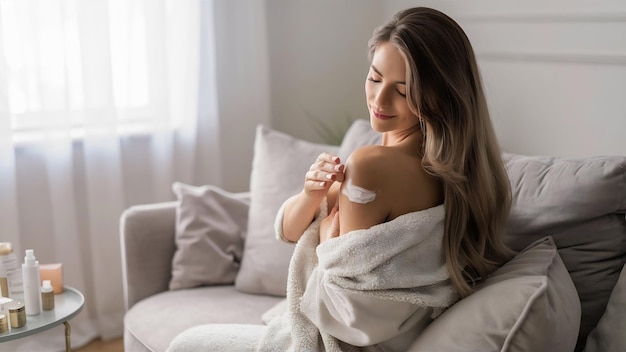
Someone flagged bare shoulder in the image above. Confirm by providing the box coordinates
[343,145,391,188]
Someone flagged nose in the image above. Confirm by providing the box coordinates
[374,84,393,108]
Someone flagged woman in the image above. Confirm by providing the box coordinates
[277,6,514,350]
[168,7,513,352]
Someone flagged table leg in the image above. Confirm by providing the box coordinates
[64,321,71,352]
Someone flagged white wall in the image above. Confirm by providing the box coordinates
[264,0,626,157]
[265,0,380,144]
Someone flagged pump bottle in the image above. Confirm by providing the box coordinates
[22,249,42,315]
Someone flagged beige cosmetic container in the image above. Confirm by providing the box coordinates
[0,313,8,333]
[6,300,26,328]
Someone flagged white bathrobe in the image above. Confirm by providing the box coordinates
[258,199,459,352]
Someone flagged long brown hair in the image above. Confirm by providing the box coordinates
[368,7,514,297]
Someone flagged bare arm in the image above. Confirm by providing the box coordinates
[319,147,388,243]
[281,152,344,243]
[337,147,389,235]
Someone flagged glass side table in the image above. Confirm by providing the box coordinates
[0,286,84,352]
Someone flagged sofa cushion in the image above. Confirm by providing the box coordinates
[169,183,250,290]
[584,262,626,352]
[235,125,338,296]
[504,153,626,350]
[409,236,581,352]
[124,285,283,352]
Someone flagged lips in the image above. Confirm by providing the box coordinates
[373,111,395,120]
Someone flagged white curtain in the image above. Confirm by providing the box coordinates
[0,0,215,350]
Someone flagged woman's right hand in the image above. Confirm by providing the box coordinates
[282,152,345,243]
[304,153,345,197]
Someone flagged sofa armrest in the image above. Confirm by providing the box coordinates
[120,201,178,310]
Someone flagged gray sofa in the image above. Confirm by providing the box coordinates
[121,120,626,352]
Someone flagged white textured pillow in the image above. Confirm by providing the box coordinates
[409,236,581,352]
[170,182,250,290]
[235,125,338,296]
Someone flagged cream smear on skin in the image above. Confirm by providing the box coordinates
[341,179,377,204]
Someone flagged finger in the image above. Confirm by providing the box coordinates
[318,164,344,183]
[307,170,341,184]
[333,170,345,183]
[314,163,345,180]
[317,152,341,164]
[329,162,344,173]
[315,153,341,165]
[310,160,343,175]
[305,180,329,190]
[305,170,334,183]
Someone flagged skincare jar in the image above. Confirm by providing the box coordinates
[6,300,26,328]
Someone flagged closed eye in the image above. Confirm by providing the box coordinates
[368,78,406,97]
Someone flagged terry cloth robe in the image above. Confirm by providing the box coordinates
[258,198,459,352]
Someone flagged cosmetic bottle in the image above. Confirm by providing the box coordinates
[41,280,54,310]
[0,242,23,297]
[22,249,42,315]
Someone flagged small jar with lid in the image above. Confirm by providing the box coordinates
[0,313,8,333]
[6,300,26,328]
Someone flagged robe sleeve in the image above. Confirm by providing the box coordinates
[274,198,293,243]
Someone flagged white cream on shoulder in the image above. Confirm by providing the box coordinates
[341,179,376,204]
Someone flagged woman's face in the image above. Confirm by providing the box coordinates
[365,42,418,133]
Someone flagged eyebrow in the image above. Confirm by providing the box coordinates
[371,65,406,85]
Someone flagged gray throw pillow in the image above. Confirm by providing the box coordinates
[409,236,581,352]
[504,153,626,350]
[169,182,250,290]
[235,125,338,296]
[583,262,626,352]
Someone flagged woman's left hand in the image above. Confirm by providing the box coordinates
[320,205,340,243]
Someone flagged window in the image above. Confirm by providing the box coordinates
[0,0,176,143]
